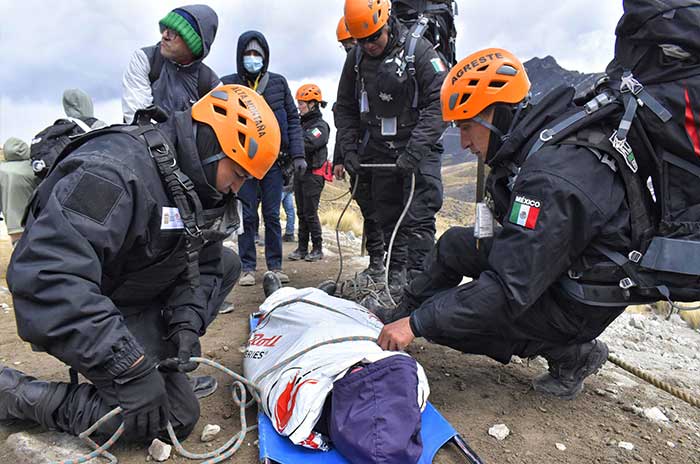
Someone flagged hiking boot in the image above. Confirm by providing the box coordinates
[189,375,218,400]
[282,233,296,242]
[272,270,290,284]
[239,272,255,286]
[360,255,386,279]
[254,235,264,246]
[317,280,337,295]
[0,365,65,428]
[532,340,609,400]
[288,248,307,261]
[388,268,407,294]
[218,304,235,314]
[305,248,323,262]
[368,297,414,324]
[263,271,282,297]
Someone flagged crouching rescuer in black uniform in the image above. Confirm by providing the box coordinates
[378,49,631,400]
[335,0,447,291]
[1,85,281,441]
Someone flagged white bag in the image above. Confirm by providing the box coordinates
[243,287,430,450]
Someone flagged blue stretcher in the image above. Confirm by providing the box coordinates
[249,314,483,464]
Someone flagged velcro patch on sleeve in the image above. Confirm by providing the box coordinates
[508,194,541,230]
[62,172,124,224]
[311,128,322,138]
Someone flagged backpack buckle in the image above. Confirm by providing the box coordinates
[539,129,553,142]
[609,131,638,173]
[620,73,644,96]
[619,277,636,290]
[628,250,642,263]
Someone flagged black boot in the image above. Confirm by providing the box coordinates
[0,365,67,429]
[361,254,385,279]
[288,248,308,261]
[305,247,323,262]
[387,268,407,295]
[263,271,282,297]
[188,375,218,400]
[532,340,609,400]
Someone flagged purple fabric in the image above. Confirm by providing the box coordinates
[329,355,423,464]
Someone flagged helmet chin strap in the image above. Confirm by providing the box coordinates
[475,96,530,164]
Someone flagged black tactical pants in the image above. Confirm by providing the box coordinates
[369,152,443,274]
[405,227,624,363]
[348,172,385,259]
[294,172,325,250]
[49,248,241,441]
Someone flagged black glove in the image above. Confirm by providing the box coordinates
[159,329,201,373]
[114,357,170,440]
[396,150,421,174]
[343,150,361,176]
[293,157,308,177]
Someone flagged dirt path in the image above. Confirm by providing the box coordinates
[1,229,699,463]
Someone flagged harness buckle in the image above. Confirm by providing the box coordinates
[609,131,638,173]
[568,269,582,280]
[628,250,643,263]
[619,277,636,290]
[620,73,644,96]
[174,171,195,191]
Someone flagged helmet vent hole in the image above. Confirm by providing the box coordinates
[468,80,479,86]
[238,115,247,125]
[489,80,507,89]
[238,132,246,148]
[477,65,489,72]
[238,98,248,109]
[460,93,471,105]
[214,105,227,116]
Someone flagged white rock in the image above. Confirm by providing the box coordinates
[148,439,172,462]
[7,431,102,464]
[0,303,9,309]
[666,441,676,448]
[618,441,634,451]
[201,424,221,442]
[488,424,510,441]
[628,314,647,330]
[555,443,567,451]
[643,407,669,423]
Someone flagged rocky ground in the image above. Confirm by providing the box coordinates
[1,199,699,463]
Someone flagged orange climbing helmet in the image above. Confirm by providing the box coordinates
[191,85,281,180]
[336,16,352,42]
[296,84,324,103]
[440,48,531,122]
[344,0,390,39]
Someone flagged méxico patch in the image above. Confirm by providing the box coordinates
[509,195,541,230]
[431,57,446,73]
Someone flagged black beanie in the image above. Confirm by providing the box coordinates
[195,123,222,187]
[485,104,515,165]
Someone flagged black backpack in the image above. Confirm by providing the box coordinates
[29,117,97,179]
[143,45,217,100]
[391,0,457,67]
[526,0,700,306]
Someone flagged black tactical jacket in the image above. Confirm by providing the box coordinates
[300,108,330,170]
[8,112,226,382]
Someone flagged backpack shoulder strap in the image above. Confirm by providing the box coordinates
[143,46,164,85]
[197,64,216,98]
[405,17,431,109]
[65,117,92,134]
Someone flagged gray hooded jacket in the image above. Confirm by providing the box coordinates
[121,4,220,123]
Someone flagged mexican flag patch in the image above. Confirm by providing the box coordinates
[311,128,322,138]
[509,195,541,230]
[430,57,446,73]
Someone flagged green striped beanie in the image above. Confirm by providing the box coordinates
[159,9,204,57]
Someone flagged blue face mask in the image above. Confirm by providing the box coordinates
[243,55,264,74]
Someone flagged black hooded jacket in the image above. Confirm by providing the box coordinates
[410,86,633,342]
[300,108,330,169]
[7,113,227,383]
[334,17,446,159]
[220,31,304,160]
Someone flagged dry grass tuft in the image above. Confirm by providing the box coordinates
[319,208,364,236]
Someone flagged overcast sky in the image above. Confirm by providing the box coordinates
[0,0,624,144]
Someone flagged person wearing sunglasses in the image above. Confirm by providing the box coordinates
[335,0,448,295]
[122,5,221,124]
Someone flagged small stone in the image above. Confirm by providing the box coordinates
[643,407,669,424]
[606,438,617,447]
[594,388,607,397]
[148,439,172,462]
[12,361,21,366]
[222,411,233,420]
[642,435,652,442]
[618,441,634,451]
[555,443,566,451]
[633,454,644,462]
[488,424,510,441]
[629,314,647,330]
[538,406,547,413]
[666,441,675,448]
[444,372,451,377]
[201,424,221,442]
[222,345,230,352]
